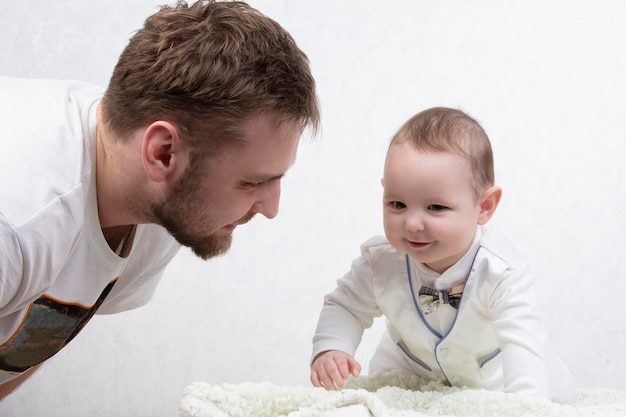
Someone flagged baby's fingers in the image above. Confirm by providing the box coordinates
[325,358,354,389]
[310,369,322,387]
[348,357,362,378]
[311,351,360,390]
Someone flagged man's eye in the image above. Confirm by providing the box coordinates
[240,182,260,190]
[428,204,447,212]
[390,201,406,209]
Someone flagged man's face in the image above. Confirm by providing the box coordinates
[152,113,301,259]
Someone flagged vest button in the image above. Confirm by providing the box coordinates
[438,348,449,359]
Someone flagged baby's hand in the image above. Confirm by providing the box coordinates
[310,350,361,390]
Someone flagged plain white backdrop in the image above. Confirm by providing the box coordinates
[1,1,626,416]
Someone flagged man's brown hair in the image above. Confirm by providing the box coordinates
[101,0,319,155]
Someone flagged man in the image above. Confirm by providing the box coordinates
[0,0,319,399]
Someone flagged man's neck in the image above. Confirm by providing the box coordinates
[95,105,138,229]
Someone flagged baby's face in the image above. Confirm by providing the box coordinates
[382,142,482,273]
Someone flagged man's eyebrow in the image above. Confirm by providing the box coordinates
[247,173,286,184]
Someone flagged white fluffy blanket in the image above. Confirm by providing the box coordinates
[178,371,626,417]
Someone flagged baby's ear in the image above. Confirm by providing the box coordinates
[477,186,502,225]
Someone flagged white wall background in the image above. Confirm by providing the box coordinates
[1,1,625,416]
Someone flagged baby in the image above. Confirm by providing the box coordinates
[310,107,574,403]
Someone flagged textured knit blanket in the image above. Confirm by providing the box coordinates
[178,371,626,417]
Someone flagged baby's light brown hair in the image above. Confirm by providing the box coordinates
[389,107,495,198]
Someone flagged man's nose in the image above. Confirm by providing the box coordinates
[251,180,281,219]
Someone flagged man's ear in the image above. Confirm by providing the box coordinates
[142,121,187,183]
[477,186,502,225]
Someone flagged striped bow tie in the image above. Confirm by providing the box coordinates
[418,283,465,315]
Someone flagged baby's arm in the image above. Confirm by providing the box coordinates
[310,350,361,390]
[310,239,384,389]
[491,266,574,403]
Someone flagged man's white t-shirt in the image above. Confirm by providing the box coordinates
[0,76,181,384]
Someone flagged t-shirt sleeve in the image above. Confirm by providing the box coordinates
[0,215,24,312]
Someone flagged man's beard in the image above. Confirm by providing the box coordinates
[149,157,232,260]
[155,207,233,260]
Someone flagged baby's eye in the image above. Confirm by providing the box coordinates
[427,204,447,212]
[390,201,406,210]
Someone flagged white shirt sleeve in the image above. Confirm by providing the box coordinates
[311,246,383,362]
[489,263,553,397]
[0,216,23,311]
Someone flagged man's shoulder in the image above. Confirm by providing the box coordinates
[1,77,101,226]
[0,76,103,132]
